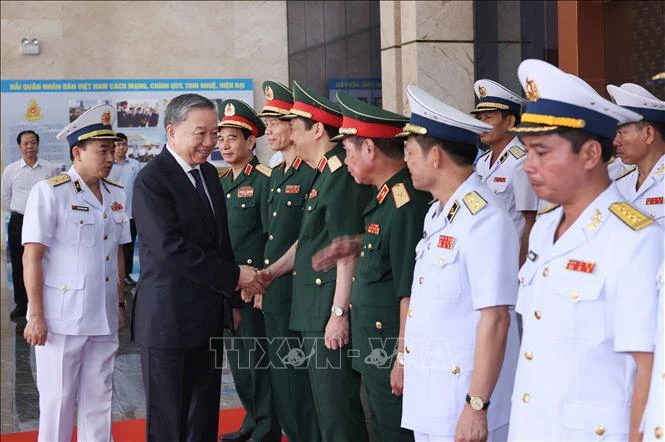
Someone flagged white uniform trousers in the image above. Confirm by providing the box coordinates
[415,424,509,442]
[35,332,119,442]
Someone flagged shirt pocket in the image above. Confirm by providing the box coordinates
[231,197,258,227]
[427,348,475,420]
[43,272,85,320]
[358,235,384,282]
[421,246,461,300]
[561,400,630,440]
[67,212,95,247]
[551,274,606,345]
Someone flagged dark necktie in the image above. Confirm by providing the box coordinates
[189,169,215,219]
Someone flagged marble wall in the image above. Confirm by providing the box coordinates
[380,1,475,115]
[0,0,289,163]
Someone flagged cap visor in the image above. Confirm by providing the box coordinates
[470,107,501,114]
[279,113,298,121]
[509,123,559,134]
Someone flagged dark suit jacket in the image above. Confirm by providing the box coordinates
[131,148,240,349]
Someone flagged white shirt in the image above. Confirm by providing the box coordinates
[401,173,521,437]
[22,166,131,335]
[607,155,627,180]
[109,157,140,218]
[165,144,214,210]
[508,184,663,441]
[1,158,60,214]
[642,263,664,442]
[475,138,538,237]
[615,154,664,227]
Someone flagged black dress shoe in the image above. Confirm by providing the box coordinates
[10,304,27,319]
[124,275,137,286]
[219,428,252,442]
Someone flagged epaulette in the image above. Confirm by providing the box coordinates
[102,177,124,188]
[255,163,272,177]
[609,202,653,231]
[327,155,343,173]
[509,145,526,160]
[391,183,411,208]
[537,203,560,215]
[47,174,71,187]
[615,166,636,181]
[462,191,487,215]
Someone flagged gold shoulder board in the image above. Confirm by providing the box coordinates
[47,174,71,187]
[537,203,560,215]
[609,202,653,231]
[102,177,124,188]
[509,145,526,159]
[614,166,636,181]
[255,163,272,177]
[327,155,343,173]
[463,191,487,215]
[391,183,411,208]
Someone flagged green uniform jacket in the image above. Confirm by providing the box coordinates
[290,144,374,332]
[263,157,317,315]
[350,167,430,375]
[220,156,271,269]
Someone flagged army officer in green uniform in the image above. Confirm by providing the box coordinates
[313,92,430,441]
[255,80,321,442]
[217,99,281,442]
[259,81,373,441]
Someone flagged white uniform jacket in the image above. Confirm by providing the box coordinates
[402,173,521,437]
[642,263,664,442]
[475,138,538,237]
[509,184,663,441]
[615,154,664,227]
[22,166,131,336]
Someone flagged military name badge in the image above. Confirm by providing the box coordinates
[308,189,318,199]
[565,259,595,274]
[493,176,507,183]
[71,205,89,212]
[285,185,300,194]
[437,235,455,249]
[646,197,663,205]
[238,186,254,198]
[111,202,124,212]
[367,223,380,235]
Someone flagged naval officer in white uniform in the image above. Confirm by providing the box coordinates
[399,84,521,442]
[471,79,538,264]
[22,104,130,442]
[642,263,664,442]
[508,59,662,441]
[608,83,665,227]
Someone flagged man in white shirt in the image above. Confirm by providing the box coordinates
[109,132,141,285]
[1,130,59,319]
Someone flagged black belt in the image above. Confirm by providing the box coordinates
[10,211,24,218]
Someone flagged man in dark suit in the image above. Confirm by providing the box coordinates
[132,93,262,442]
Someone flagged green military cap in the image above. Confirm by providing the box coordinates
[331,91,409,141]
[281,80,343,128]
[258,80,294,117]
[219,99,266,137]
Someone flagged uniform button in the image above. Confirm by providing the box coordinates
[352,276,356,283]
[273,211,277,217]
[519,277,524,284]
[307,206,312,211]
[276,188,281,193]
[287,201,292,206]
[247,259,253,265]
[105,276,109,282]
[315,278,322,286]
[438,257,445,265]
[451,366,460,375]
[542,267,549,277]
[226,193,230,199]
[270,188,274,192]
[418,276,424,284]
[594,426,605,436]
[103,213,108,219]
[106,256,110,261]
[405,346,411,354]
[375,321,383,330]
[651,213,656,218]
[655,427,663,439]
[360,251,365,257]
[293,271,297,276]
[269,234,274,240]
[264,259,270,265]
[241,203,246,208]
[80,219,84,224]
[104,234,108,240]
[367,243,372,249]
[60,283,68,292]
[349,303,352,310]
[524,351,533,360]
[408,309,414,317]
[534,310,542,320]
[522,393,530,403]
[570,291,579,301]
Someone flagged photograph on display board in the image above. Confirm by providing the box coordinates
[126,132,163,164]
[69,99,113,122]
[116,99,160,128]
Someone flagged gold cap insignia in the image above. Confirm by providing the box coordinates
[101,111,111,125]
[526,78,540,101]
[265,86,274,101]
[25,99,42,122]
[224,103,236,117]
[478,85,487,98]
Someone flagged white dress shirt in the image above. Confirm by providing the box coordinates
[165,144,214,210]
[615,154,664,227]
[1,158,60,214]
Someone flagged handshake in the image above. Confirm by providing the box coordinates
[236,265,274,307]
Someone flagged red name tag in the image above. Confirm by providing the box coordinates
[238,186,254,198]
[437,235,454,249]
[646,197,663,205]
[285,185,300,194]
[566,259,595,273]
[308,189,318,199]
[493,177,507,183]
[367,224,380,235]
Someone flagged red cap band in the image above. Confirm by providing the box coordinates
[342,116,403,139]
[291,101,343,128]
[263,98,293,113]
